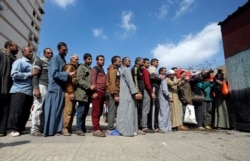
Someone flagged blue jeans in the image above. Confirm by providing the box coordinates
[76,101,90,131]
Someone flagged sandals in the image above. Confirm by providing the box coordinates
[93,130,106,137]
[31,131,43,136]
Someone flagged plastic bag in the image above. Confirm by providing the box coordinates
[221,80,229,96]
[184,104,197,124]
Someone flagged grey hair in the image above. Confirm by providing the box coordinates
[70,53,79,59]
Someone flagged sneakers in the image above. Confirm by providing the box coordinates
[205,125,212,130]
[10,130,20,137]
[107,129,120,136]
[195,127,206,131]
[76,130,85,136]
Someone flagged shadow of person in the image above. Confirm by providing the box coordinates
[0,140,30,148]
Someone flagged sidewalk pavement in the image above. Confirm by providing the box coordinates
[0,115,250,161]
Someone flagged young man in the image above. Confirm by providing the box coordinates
[141,58,156,133]
[0,41,18,136]
[106,56,121,134]
[91,55,107,137]
[75,53,94,136]
[43,42,75,137]
[62,54,79,136]
[8,46,39,136]
[30,48,53,136]
[116,57,142,137]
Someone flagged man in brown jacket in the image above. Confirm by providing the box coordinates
[62,54,79,136]
[106,56,121,134]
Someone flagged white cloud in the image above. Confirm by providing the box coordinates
[92,28,107,39]
[151,23,222,68]
[174,0,195,18]
[51,0,76,8]
[155,4,169,20]
[120,11,136,38]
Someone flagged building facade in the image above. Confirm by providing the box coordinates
[219,0,250,131]
[0,0,45,57]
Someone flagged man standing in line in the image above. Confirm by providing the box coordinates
[91,55,107,137]
[141,58,156,133]
[75,53,94,136]
[148,58,162,132]
[106,56,121,135]
[30,48,53,136]
[0,41,18,136]
[62,54,79,136]
[8,46,39,137]
[131,57,146,135]
[116,57,142,137]
[43,42,75,137]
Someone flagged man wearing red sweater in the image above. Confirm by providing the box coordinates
[90,55,107,137]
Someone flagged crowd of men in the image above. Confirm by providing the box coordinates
[0,41,230,137]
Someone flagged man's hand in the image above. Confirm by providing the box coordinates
[151,92,156,99]
[33,88,41,99]
[90,85,96,90]
[32,69,40,76]
[68,71,76,78]
[114,96,119,102]
[135,93,142,100]
[69,93,75,101]
[92,92,98,99]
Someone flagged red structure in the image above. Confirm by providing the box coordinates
[219,0,250,131]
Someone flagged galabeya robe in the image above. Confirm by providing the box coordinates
[44,54,68,136]
[116,65,139,136]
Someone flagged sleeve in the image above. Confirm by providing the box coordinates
[162,79,170,100]
[77,65,90,90]
[64,64,76,93]
[11,60,32,80]
[142,69,153,93]
[124,68,138,95]
[51,57,68,82]
[32,58,42,89]
[90,68,97,86]
[132,66,140,91]
[109,67,119,95]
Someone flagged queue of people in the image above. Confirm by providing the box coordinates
[0,40,230,138]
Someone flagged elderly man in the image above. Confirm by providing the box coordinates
[62,54,79,136]
[0,41,18,136]
[8,46,39,137]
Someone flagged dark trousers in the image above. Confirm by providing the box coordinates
[76,101,90,131]
[136,99,143,129]
[148,87,159,129]
[193,101,205,127]
[91,91,105,131]
[8,93,33,131]
[0,94,11,134]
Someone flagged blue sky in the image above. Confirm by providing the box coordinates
[38,0,248,70]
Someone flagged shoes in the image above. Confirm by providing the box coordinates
[93,130,106,137]
[54,132,61,136]
[107,129,120,136]
[0,133,6,137]
[10,130,20,137]
[177,125,190,131]
[31,131,43,136]
[142,128,154,133]
[195,127,206,131]
[205,125,212,130]
[62,131,71,136]
[158,129,166,133]
[75,130,85,136]
[137,130,146,135]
